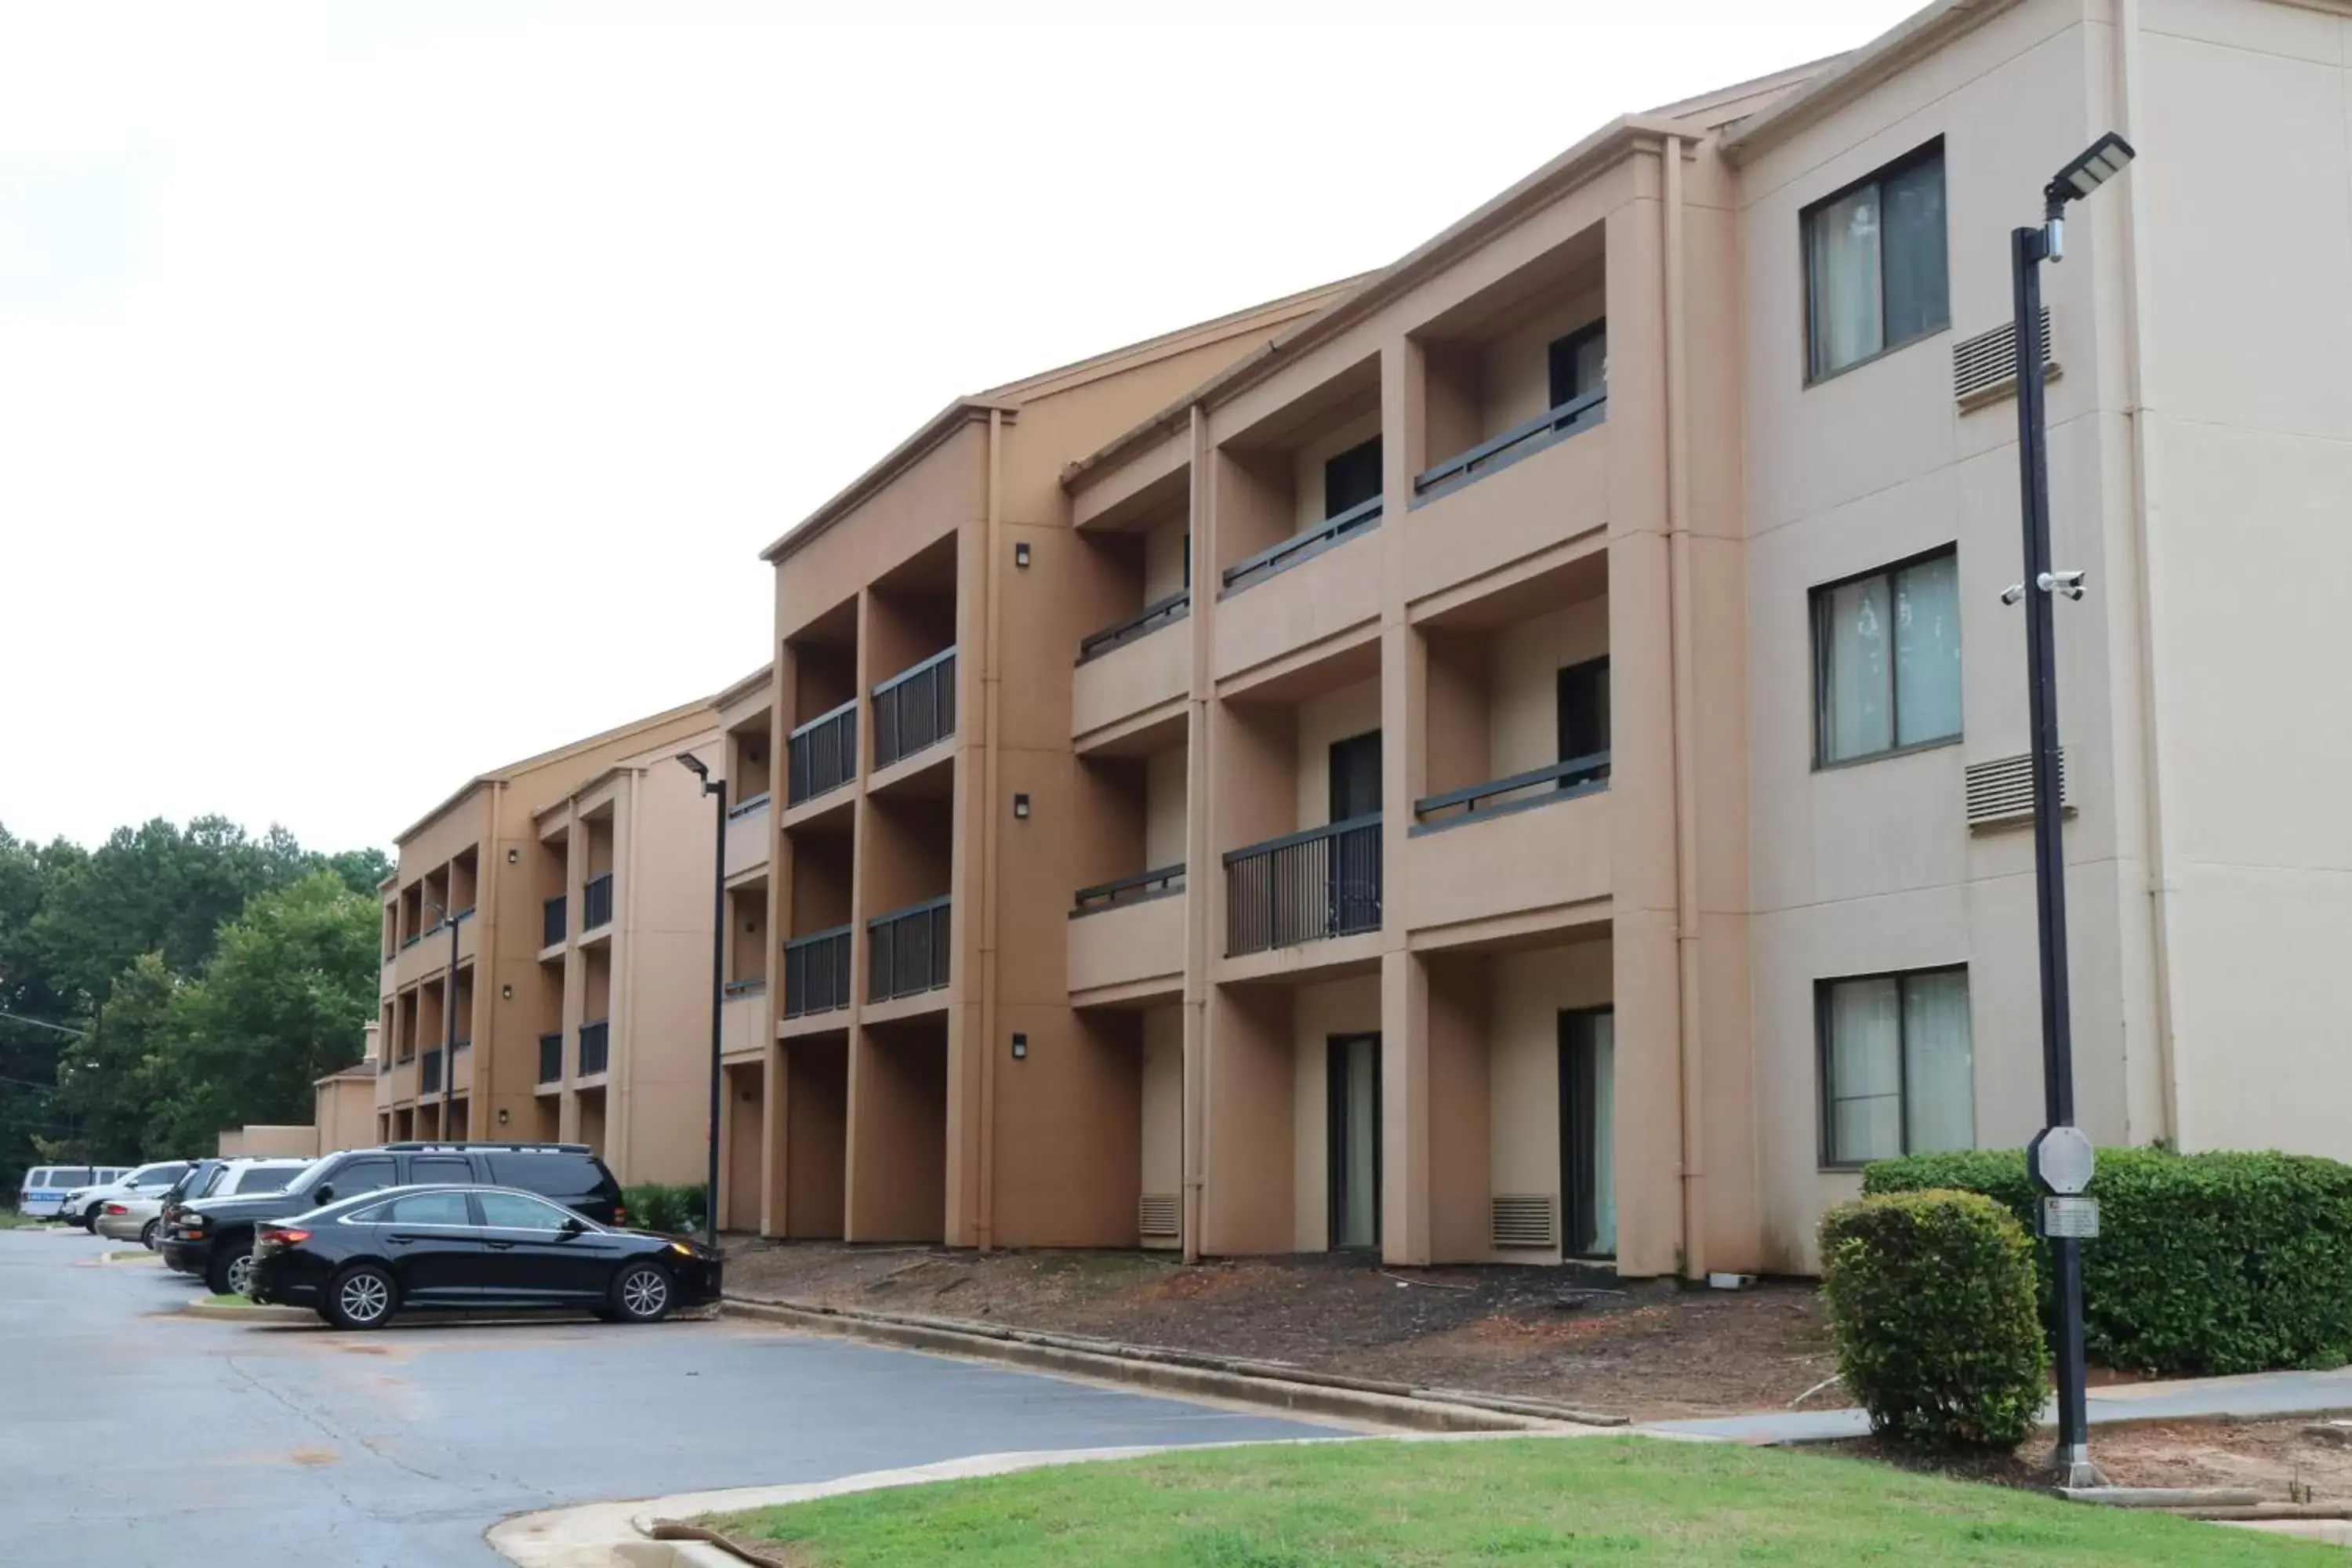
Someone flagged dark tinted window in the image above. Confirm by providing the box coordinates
[50,1167,92,1187]
[196,1166,230,1197]
[382,1192,472,1226]
[477,1192,572,1230]
[409,1156,474,1184]
[233,1167,299,1195]
[1323,437,1381,519]
[488,1154,591,1197]
[325,1157,397,1200]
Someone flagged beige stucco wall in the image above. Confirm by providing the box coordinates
[1486,599,1608,779]
[1145,747,1189,868]
[1143,518,1189,602]
[1140,1005,1183,1247]
[1475,284,1606,442]
[1290,410,1385,532]
[1487,940,1613,1261]
[1288,974,1380,1250]
[1293,677,1383,828]
[218,1125,318,1159]
[314,1076,378,1155]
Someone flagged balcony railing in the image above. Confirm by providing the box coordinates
[1411,384,1607,504]
[867,897,951,1004]
[787,700,857,804]
[1411,750,1612,832]
[1223,815,1382,956]
[1071,864,1186,916]
[582,873,614,931]
[783,924,852,1018]
[1078,590,1191,663]
[579,1020,610,1077]
[872,648,956,770]
[727,791,771,821]
[400,931,423,950]
[420,1048,444,1094]
[538,1032,564,1085]
[543,895,565,948]
[723,977,767,998]
[1220,494,1381,598]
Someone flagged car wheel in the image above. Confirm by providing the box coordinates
[609,1261,674,1324]
[80,1206,101,1232]
[206,1236,256,1298]
[325,1265,398,1330]
[140,1220,161,1250]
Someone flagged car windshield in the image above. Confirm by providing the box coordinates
[234,1166,303,1195]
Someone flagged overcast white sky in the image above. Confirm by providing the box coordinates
[0,0,1919,857]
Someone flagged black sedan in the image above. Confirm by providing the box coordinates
[245,1185,722,1330]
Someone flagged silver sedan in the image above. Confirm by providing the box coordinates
[96,1193,168,1249]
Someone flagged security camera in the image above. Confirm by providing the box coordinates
[2038,569,2087,601]
[1999,583,2026,606]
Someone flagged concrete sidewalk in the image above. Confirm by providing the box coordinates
[1645,1365,2352,1443]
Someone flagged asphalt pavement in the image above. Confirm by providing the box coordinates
[0,1226,1336,1567]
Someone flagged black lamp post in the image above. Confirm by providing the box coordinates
[2005,129,2133,1490]
[675,751,726,1250]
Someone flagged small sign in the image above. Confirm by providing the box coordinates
[2042,1195,2100,1239]
[2029,1126,2097,1195]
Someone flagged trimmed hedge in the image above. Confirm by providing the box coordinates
[1820,1189,2049,1448]
[622,1181,708,1236]
[1864,1146,2352,1376]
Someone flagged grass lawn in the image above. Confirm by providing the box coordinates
[708,1437,2328,1566]
[0,1207,46,1229]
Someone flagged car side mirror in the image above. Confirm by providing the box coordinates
[313,1185,334,1205]
[561,1216,588,1236]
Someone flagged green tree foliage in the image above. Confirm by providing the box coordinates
[50,955,180,1163]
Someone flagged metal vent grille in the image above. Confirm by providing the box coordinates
[1953,307,2056,410]
[1138,1192,1180,1238]
[1490,1194,1558,1250]
[1965,750,2074,829]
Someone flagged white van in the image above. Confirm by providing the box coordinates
[18,1166,125,1219]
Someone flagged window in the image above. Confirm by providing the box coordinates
[409,1156,473,1185]
[1323,437,1382,518]
[233,1166,299,1195]
[1556,658,1611,782]
[1547,321,1608,409]
[477,1192,574,1231]
[487,1154,583,1198]
[380,1192,473,1226]
[1812,549,1960,765]
[1803,142,1948,380]
[324,1157,397,1200]
[1819,967,1973,1167]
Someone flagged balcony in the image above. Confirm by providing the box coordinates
[1211,501,1385,684]
[394,908,477,991]
[1069,867,1187,1002]
[450,1040,470,1094]
[1073,597,1191,746]
[579,1019,610,1078]
[787,699,858,806]
[1403,384,1610,608]
[783,925,852,1020]
[1403,754,1611,935]
[538,1032,564,1087]
[1080,590,1190,662]
[1413,385,1605,505]
[1223,817,1381,956]
[582,874,614,933]
[872,648,956,771]
[867,897,951,1004]
[420,1047,443,1095]
[1221,495,1380,599]
[722,980,767,1058]
[724,792,771,877]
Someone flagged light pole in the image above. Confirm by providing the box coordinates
[2003,129,2133,1490]
[675,752,726,1250]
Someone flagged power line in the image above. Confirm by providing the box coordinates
[0,1008,87,1039]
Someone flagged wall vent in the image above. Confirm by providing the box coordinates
[1964,750,2074,829]
[1138,1192,1180,1238]
[1490,1194,1559,1250]
[1953,306,2056,411]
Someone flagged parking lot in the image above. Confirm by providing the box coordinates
[0,1226,1337,1566]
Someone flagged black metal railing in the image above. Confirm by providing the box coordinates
[1078,590,1191,663]
[400,931,423,950]
[1411,750,1612,832]
[787,699,858,804]
[727,790,771,821]
[579,1020,609,1076]
[782,925,852,1019]
[1412,384,1606,503]
[1221,495,1382,598]
[538,1032,564,1085]
[1223,815,1382,956]
[872,648,957,769]
[723,977,767,999]
[1072,864,1186,916]
[421,1048,443,1094]
[867,897,951,1003]
[582,873,614,931]
[542,895,565,948]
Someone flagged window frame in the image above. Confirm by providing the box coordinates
[1809,544,1962,770]
[1799,138,1950,386]
[1815,964,1973,1171]
[1546,318,1609,410]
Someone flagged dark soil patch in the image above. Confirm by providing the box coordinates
[1824,1417,2352,1504]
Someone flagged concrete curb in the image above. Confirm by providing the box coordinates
[180,1296,314,1324]
[720,1295,1621,1433]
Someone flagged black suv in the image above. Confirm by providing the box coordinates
[162,1142,624,1296]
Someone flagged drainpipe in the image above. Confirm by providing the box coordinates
[2114,0,2185,1147]
[976,408,1007,1248]
[1662,135,1708,1279]
[1181,405,1211,1266]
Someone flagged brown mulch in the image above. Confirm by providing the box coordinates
[1826,1418,2352,1504]
[718,1240,1842,1421]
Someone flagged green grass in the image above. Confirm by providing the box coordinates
[708,1437,2328,1566]
[198,1292,259,1308]
[0,1208,46,1229]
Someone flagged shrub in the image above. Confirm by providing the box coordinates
[622,1182,707,1235]
[1819,1189,2050,1449]
[1865,1146,2352,1376]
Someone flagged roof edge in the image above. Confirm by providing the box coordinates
[393,694,719,846]
[1721,0,2024,164]
[759,399,1011,565]
[978,275,1366,403]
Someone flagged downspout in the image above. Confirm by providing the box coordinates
[976,408,1006,1248]
[1662,135,1708,1279]
[481,782,504,1129]
[1181,405,1210,1266]
[2114,0,2185,1146]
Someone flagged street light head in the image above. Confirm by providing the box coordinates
[672,752,710,782]
[2049,132,2136,206]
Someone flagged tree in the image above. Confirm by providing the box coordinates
[49,955,178,1163]
[151,873,380,1153]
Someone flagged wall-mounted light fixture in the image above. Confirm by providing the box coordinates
[1013,793,1031,819]
[1011,1033,1028,1060]
[499,984,513,1000]
[1014,542,1031,568]
[496,1108,510,1126]
[506,848,520,864]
